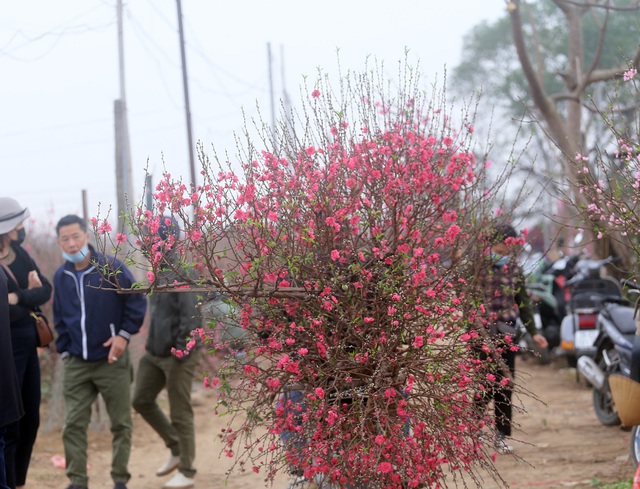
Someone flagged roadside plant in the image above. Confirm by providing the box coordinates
[94,61,524,488]
[571,68,640,278]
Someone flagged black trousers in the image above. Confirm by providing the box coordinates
[475,344,516,437]
[4,323,40,488]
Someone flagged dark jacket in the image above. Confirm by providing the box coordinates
[145,259,201,357]
[478,257,536,336]
[53,245,147,361]
[0,267,24,427]
[5,242,52,328]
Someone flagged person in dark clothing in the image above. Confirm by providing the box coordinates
[132,217,201,489]
[0,198,52,489]
[53,214,147,489]
[475,223,547,454]
[0,265,24,489]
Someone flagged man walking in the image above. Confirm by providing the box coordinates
[132,217,201,489]
[53,215,147,489]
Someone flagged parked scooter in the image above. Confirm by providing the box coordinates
[559,256,622,368]
[631,426,640,466]
[577,282,640,426]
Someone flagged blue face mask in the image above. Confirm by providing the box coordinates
[490,252,509,267]
[62,244,89,264]
[13,227,26,245]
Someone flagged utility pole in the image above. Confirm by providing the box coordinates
[115,0,133,233]
[267,42,276,141]
[176,0,197,190]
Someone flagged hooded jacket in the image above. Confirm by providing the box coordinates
[53,245,147,361]
[145,256,201,357]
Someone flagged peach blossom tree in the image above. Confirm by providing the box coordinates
[569,67,640,278]
[94,63,522,488]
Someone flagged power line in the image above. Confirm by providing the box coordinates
[1,5,114,60]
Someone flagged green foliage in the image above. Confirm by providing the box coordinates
[453,0,640,113]
[590,478,633,488]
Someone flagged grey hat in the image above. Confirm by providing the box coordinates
[0,198,30,235]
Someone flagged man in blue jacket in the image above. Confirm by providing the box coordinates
[53,215,147,489]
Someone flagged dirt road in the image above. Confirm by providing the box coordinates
[27,356,635,489]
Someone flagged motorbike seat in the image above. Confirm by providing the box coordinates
[606,304,637,335]
[570,279,622,310]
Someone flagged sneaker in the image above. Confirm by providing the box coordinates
[286,475,308,489]
[163,472,195,489]
[114,483,128,489]
[495,434,513,454]
[156,453,181,476]
[285,475,320,489]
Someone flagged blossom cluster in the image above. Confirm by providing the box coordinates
[94,65,517,488]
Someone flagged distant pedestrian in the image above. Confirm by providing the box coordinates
[132,217,201,489]
[475,223,547,454]
[53,215,147,489]
[0,198,52,489]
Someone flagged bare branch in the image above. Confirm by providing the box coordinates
[556,0,640,11]
[575,0,609,94]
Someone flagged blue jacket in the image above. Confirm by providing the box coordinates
[53,245,147,361]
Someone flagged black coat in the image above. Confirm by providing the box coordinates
[0,267,24,428]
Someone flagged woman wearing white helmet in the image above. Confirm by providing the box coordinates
[0,198,52,489]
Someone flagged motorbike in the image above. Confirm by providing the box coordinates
[521,253,577,361]
[559,256,622,368]
[526,268,563,360]
[577,284,640,426]
[631,426,640,466]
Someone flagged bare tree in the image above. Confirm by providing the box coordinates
[507,0,640,265]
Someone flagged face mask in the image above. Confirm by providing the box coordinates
[13,228,26,245]
[490,251,509,267]
[62,244,89,264]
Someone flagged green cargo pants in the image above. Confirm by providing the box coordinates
[131,351,200,478]
[62,350,133,487]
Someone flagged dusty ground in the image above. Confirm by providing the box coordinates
[26,355,636,489]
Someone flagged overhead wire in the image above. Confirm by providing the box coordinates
[0,4,114,61]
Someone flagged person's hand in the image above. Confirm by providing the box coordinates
[7,292,18,305]
[532,333,548,349]
[103,335,128,364]
[27,270,42,289]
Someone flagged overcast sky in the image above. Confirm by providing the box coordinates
[1,1,507,227]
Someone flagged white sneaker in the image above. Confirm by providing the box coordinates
[156,453,181,476]
[163,472,195,489]
[285,475,319,489]
[495,434,513,454]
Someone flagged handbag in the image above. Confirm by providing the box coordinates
[31,310,54,347]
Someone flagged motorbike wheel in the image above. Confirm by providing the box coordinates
[592,364,621,426]
[630,426,640,467]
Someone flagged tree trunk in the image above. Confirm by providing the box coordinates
[508,0,631,270]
